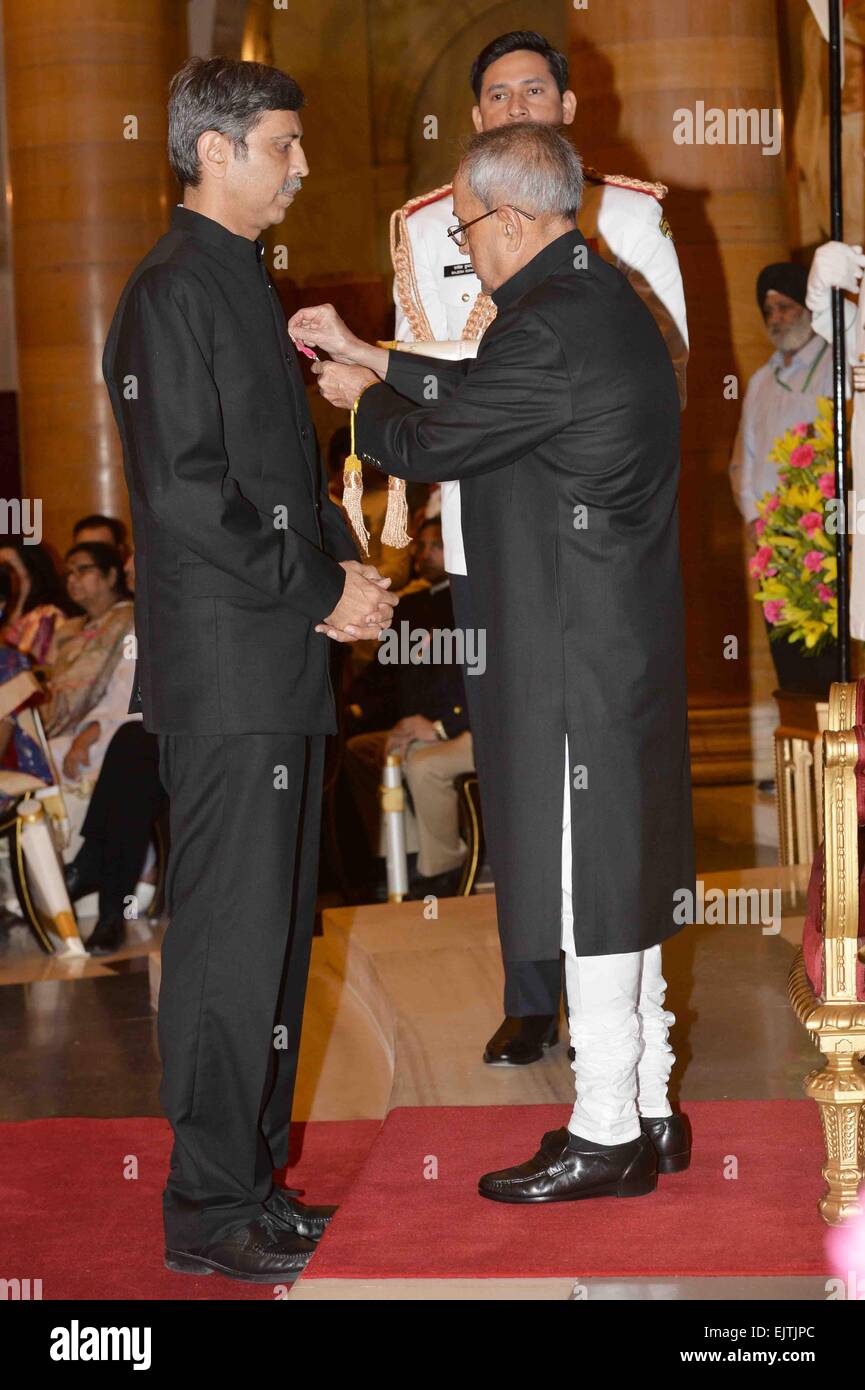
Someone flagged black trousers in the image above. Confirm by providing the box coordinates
[155,730,325,1249]
[74,720,166,918]
[448,572,562,1018]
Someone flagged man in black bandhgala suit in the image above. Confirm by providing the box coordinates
[291,122,695,1202]
[102,57,397,1281]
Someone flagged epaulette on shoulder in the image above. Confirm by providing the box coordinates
[583,165,668,201]
[401,182,453,218]
[390,188,453,341]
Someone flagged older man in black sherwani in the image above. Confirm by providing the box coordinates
[103,58,397,1279]
[291,122,695,1202]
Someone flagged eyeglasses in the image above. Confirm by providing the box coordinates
[446,205,536,249]
[64,563,99,581]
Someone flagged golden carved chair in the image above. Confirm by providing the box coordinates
[788,678,865,1224]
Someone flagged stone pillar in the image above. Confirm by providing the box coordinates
[569,0,790,780]
[3,0,185,549]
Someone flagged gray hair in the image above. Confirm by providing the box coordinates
[460,122,583,219]
[168,57,304,188]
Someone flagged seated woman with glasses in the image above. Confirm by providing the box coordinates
[39,541,139,799]
[0,541,141,950]
[0,541,138,852]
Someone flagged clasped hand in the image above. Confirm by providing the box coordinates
[317,560,398,644]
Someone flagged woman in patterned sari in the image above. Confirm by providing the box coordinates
[0,540,74,664]
[41,541,139,795]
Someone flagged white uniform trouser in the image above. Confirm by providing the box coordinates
[561,739,675,1145]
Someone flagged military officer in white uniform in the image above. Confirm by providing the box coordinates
[389,29,690,1067]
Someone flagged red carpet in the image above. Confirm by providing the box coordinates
[303,1101,832,1280]
[0,1102,834,1293]
[0,1116,379,1300]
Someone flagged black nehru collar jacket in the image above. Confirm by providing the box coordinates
[102,201,357,736]
[491,226,585,312]
[171,203,265,266]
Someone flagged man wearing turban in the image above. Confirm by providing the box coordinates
[729,260,837,694]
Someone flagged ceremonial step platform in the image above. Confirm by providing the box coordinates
[293,863,812,1123]
[293,1099,831,1298]
[3,865,825,1300]
[284,866,826,1300]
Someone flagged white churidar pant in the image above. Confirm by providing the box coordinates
[560,739,675,1145]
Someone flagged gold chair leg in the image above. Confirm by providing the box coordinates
[806,1053,865,1225]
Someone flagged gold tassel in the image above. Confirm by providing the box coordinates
[342,378,411,553]
[342,403,369,555]
[381,476,411,549]
[342,458,369,555]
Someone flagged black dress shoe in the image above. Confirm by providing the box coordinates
[265,1187,337,1241]
[640,1113,691,1173]
[479,1132,657,1204]
[407,864,464,900]
[538,1125,570,1160]
[64,860,99,903]
[540,1113,692,1174]
[483,1014,558,1065]
[164,1211,316,1283]
[86,916,126,956]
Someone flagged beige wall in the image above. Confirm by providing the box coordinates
[269,2,379,284]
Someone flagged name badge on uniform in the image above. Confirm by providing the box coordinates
[443,263,475,277]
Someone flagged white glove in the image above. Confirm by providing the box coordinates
[806,241,865,309]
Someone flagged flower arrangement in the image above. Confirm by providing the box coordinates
[751,397,838,654]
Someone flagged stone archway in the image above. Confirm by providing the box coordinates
[366,0,566,273]
[404,0,567,196]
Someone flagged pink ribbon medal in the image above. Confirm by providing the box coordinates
[294,338,319,363]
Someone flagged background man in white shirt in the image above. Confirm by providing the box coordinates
[729,261,838,696]
[729,262,833,538]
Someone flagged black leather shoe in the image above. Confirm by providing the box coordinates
[479,1132,657,1204]
[640,1113,691,1173]
[165,1211,316,1283]
[265,1187,337,1241]
[64,860,99,903]
[540,1113,692,1174]
[86,916,126,956]
[407,864,464,900]
[538,1125,570,1160]
[483,1014,558,1065]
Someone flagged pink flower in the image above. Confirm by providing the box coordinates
[804,549,825,572]
[818,472,836,498]
[789,443,816,469]
[763,600,785,624]
[800,510,823,537]
[749,545,774,577]
[817,583,834,603]
[791,422,809,438]
[754,517,766,537]
[765,494,780,512]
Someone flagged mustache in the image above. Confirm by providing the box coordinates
[279,175,304,195]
